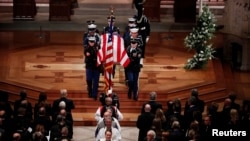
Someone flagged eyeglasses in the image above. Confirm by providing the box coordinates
[89,41,95,43]
[131,42,137,44]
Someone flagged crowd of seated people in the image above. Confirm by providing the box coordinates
[1,88,250,141]
[136,90,250,141]
[0,89,75,141]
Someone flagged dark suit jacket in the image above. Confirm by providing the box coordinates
[52,97,75,113]
[136,112,155,141]
[141,100,163,114]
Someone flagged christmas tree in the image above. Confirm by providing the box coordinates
[184,5,217,70]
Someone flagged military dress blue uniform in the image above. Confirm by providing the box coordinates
[126,39,142,101]
[103,16,120,35]
[84,37,100,100]
[132,0,146,20]
[103,16,120,78]
[123,28,143,84]
[83,23,101,49]
[123,17,137,48]
[136,14,151,59]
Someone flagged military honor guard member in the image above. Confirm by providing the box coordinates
[126,38,143,101]
[103,16,120,35]
[123,18,139,48]
[132,0,147,20]
[83,23,101,49]
[84,36,101,100]
[123,27,143,85]
[123,17,137,41]
[136,9,151,66]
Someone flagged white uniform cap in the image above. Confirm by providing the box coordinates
[128,17,136,22]
[128,23,136,28]
[130,28,139,33]
[88,24,97,29]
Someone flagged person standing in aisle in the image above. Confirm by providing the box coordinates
[136,9,151,67]
[84,36,101,100]
[125,38,143,101]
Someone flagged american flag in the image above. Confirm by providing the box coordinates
[97,19,130,91]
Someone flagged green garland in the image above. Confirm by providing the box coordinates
[184,6,217,70]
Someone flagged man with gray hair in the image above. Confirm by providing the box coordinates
[52,89,75,114]
[137,104,155,141]
[146,130,159,141]
[141,91,162,114]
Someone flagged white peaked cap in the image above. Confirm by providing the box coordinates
[88,24,97,29]
[128,17,136,22]
[128,23,136,27]
[130,28,139,33]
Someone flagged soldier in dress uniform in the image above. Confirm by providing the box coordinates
[102,15,120,78]
[128,27,144,48]
[132,0,147,20]
[84,36,101,100]
[83,23,101,49]
[103,16,120,35]
[123,17,137,41]
[126,38,143,101]
[123,27,143,85]
[123,17,138,48]
[83,20,94,42]
[136,10,151,66]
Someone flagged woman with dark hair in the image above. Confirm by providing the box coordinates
[34,92,52,119]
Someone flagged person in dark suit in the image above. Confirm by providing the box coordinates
[183,96,202,131]
[0,90,13,119]
[141,91,163,114]
[137,104,155,141]
[165,120,185,141]
[50,115,71,141]
[13,90,33,119]
[12,107,33,141]
[199,116,214,141]
[52,89,75,114]
[32,106,52,136]
[190,89,205,113]
[34,92,52,119]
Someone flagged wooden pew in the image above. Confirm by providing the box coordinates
[13,0,37,21]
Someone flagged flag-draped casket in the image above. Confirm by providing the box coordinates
[97,33,130,91]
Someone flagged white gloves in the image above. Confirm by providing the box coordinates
[146,37,149,43]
